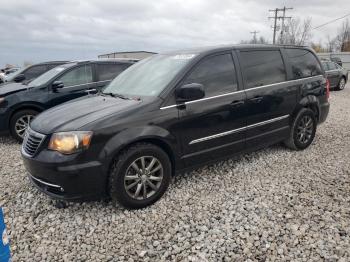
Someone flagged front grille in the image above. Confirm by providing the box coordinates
[22,127,46,157]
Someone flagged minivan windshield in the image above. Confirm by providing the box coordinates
[103,54,196,97]
[28,63,75,88]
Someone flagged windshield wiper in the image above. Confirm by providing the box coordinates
[102,92,131,100]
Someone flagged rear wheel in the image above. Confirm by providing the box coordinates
[337,77,346,91]
[109,143,171,209]
[284,108,317,150]
[10,109,38,142]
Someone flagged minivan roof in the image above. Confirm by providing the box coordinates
[162,44,309,56]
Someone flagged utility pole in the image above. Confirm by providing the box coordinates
[250,30,259,43]
[269,8,278,44]
[269,6,293,44]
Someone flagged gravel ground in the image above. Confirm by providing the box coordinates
[1,85,350,261]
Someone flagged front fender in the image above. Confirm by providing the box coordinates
[99,125,180,170]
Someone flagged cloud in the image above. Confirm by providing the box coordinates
[0,0,348,66]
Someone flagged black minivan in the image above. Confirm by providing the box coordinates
[0,59,134,141]
[22,45,330,209]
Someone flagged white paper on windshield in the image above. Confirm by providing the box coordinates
[171,54,196,60]
[55,67,65,72]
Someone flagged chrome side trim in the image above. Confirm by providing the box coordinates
[160,75,323,110]
[29,174,62,189]
[189,115,289,145]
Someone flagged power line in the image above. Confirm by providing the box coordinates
[313,12,350,30]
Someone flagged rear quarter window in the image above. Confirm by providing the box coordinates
[285,48,323,79]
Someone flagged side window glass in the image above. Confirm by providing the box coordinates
[97,64,129,81]
[183,53,237,97]
[58,65,93,87]
[285,48,323,79]
[24,65,47,79]
[328,62,336,70]
[240,50,286,89]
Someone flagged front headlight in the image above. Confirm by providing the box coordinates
[48,131,93,154]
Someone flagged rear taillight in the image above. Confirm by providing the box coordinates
[326,79,330,100]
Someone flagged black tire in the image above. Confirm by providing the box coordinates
[109,143,172,209]
[284,108,317,150]
[10,109,38,142]
[336,77,346,91]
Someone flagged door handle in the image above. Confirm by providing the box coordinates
[230,101,245,107]
[85,89,97,94]
[249,96,263,103]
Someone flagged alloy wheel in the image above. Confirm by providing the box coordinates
[339,78,346,90]
[296,115,314,144]
[15,115,35,138]
[124,156,164,200]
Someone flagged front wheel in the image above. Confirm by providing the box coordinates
[284,108,317,150]
[10,109,38,142]
[109,143,172,209]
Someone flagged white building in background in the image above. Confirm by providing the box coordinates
[98,51,156,60]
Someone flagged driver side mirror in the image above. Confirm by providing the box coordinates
[176,83,205,102]
[52,81,64,92]
[14,74,25,82]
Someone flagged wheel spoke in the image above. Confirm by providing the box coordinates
[140,157,146,172]
[126,180,139,190]
[142,182,147,199]
[149,175,162,181]
[147,180,158,190]
[146,158,157,172]
[134,183,142,198]
[131,162,142,175]
[150,164,162,174]
[125,175,139,181]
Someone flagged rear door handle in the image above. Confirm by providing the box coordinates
[230,101,245,107]
[249,96,263,103]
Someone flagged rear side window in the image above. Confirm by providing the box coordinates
[240,50,286,89]
[24,65,47,79]
[285,48,323,79]
[183,53,238,97]
[97,63,130,81]
[327,62,337,70]
[58,65,93,87]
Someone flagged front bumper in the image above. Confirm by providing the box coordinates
[0,108,9,134]
[22,149,108,201]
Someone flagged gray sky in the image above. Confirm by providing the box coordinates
[0,0,349,67]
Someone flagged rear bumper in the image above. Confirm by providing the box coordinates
[319,101,330,124]
[22,150,108,201]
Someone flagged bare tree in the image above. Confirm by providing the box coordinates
[240,36,269,44]
[281,18,312,45]
[334,19,350,51]
[326,35,336,52]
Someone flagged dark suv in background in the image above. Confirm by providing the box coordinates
[22,45,329,209]
[321,60,348,90]
[0,59,135,141]
[1,61,68,85]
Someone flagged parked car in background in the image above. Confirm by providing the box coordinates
[322,61,348,90]
[330,57,342,67]
[0,61,68,85]
[0,59,135,141]
[0,67,21,83]
[21,45,329,209]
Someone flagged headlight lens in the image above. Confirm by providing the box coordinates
[48,131,93,154]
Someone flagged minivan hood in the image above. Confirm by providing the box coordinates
[0,82,27,96]
[31,95,142,134]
